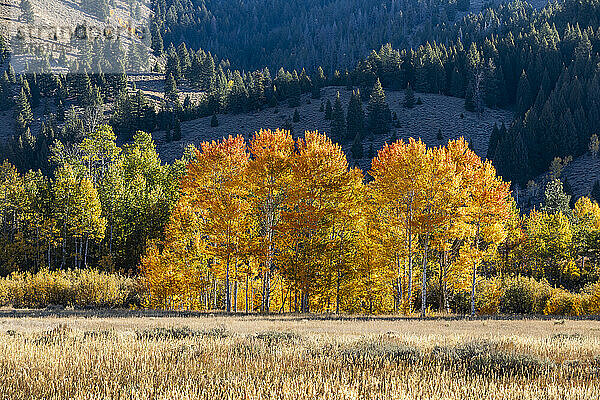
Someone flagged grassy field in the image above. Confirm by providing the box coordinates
[0,313,599,399]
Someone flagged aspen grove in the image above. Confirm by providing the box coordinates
[141,129,515,315]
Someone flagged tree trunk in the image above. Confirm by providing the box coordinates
[84,236,89,267]
[406,198,413,313]
[301,291,310,313]
[470,229,480,316]
[336,269,341,314]
[233,279,238,313]
[245,275,249,312]
[225,256,231,312]
[421,236,429,318]
[439,250,445,311]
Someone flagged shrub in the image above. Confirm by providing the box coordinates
[584,281,600,314]
[0,269,138,309]
[544,288,585,316]
[476,277,503,314]
[500,276,551,314]
[340,339,420,364]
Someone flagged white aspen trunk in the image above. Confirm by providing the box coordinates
[225,256,231,312]
[406,199,413,313]
[471,224,481,316]
[421,236,429,318]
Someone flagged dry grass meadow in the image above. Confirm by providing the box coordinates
[0,312,599,399]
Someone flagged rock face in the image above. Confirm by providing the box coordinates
[153,86,513,174]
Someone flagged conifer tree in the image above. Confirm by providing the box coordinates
[516,71,533,115]
[150,21,163,56]
[367,79,391,135]
[164,73,178,102]
[15,87,33,134]
[330,92,346,142]
[173,117,182,141]
[200,54,216,92]
[403,83,415,108]
[351,134,363,159]
[325,99,332,120]
[346,89,364,142]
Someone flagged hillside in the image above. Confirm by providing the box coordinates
[153,86,513,172]
[2,0,153,73]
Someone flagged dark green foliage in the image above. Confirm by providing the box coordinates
[150,21,163,56]
[330,92,346,142]
[487,123,500,160]
[367,79,391,135]
[403,83,415,108]
[210,113,219,127]
[173,117,182,141]
[15,87,33,134]
[111,90,156,140]
[499,277,551,314]
[281,117,294,134]
[437,128,443,141]
[351,134,363,159]
[325,99,332,120]
[346,89,364,142]
[293,109,300,122]
[516,71,532,116]
[164,73,178,102]
[152,0,461,72]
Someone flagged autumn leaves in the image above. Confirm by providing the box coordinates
[141,130,513,314]
[371,138,512,315]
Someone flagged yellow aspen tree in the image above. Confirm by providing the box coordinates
[183,135,250,313]
[247,129,295,312]
[459,160,512,315]
[414,145,458,317]
[369,138,430,313]
[279,131,353,313]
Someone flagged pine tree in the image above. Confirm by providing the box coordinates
[150,21,163,56]
[367,79,391,135]
[487,123,500,160]
[330,92,346,142]
[325,99,332,120]
[211,113,219,127]
[200,54,216,92]
[173,117,182,141]
[351,133,363,159]
[287,72,301,107]
[403,83,415,108]
[164,73,178,102]
[346,89,364,142]
[516,71,533,115]
[15,87,33,134]
[293,109,300,122]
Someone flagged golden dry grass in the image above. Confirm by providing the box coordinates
[0,313,599,399]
